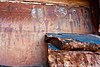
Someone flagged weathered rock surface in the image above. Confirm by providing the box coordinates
[45,34,100,52]
[0,0,98,66]
[46,33,100,67]
[48,50,100,67]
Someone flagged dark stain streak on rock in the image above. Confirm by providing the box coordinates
[45,35,63,49]
[8,5,10,13]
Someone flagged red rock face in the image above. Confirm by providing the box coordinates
[0,1,94,66]
[0,2,93,33]
[48,50,100,67]
[46,33,100,67]
[0,2,48,66]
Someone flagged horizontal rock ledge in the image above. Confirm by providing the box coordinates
[45,33,100,52]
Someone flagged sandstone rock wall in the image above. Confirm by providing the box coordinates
[46,33,100,67]
[0,1,94,66]
[48,50,100,67]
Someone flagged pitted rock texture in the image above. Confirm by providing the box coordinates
[45,34,100,52]
[48,50,100,67]
[62,38,99,51]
